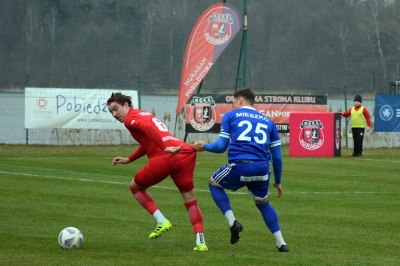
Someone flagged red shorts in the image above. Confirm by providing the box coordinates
[134,151,196,193]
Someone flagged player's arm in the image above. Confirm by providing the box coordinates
[132,121,183,154]
[135,121,167,150]
[196,113,230,153]
[204,136,229,153]
[113,145,146,166]
[341,109,351,118]
[135,121,183,154]
[270,145,284,198]
[363,107,372,128]
[270,145,282,185]
[193,137,229,153]
[128,145,146,162]
[269,121,284,197]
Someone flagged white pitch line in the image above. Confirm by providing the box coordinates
[0,170,396,195]
[290,157,400,164]
[4,158,83,160]
[5,157,400,164]
[360,158,400,164]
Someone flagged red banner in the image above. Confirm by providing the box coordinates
[176,3,242,114]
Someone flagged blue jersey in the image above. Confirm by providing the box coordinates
[220,106,281,163]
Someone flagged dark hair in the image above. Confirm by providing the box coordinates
[233,87,255,105]
[107,92,133,107]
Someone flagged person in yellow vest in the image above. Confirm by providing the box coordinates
[341,94,371,157]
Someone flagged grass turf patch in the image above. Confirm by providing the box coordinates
[0,145,399,265]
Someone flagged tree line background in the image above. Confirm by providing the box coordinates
[1,0,400,95]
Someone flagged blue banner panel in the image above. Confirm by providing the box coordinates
[374,94,400,132]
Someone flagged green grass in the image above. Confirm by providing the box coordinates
[1,144,399,265]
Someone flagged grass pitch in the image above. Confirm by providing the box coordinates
[0,144,399,266]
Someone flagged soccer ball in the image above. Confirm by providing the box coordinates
[58,227,83,250]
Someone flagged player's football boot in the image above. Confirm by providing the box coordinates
[230,220,243,244]
[277,244,289,252]
[149,219,172,239]
[193,243,208,251]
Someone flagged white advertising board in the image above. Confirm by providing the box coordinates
[25,88,138,129]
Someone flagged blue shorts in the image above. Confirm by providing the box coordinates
[211,161,271,200]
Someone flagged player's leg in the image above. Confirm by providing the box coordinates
[242,162,288,252]
[248,178,288,252]
[255,199,288,252]
[209,163,244,244]
[355,128,364,156]
[171,152,207,251]
[180,189,207,251]
[351,128,365,156]
[131,156,172,239]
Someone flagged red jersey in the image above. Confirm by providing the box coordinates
[123,108,194,159]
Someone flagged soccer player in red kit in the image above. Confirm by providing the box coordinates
[107,92,207,251]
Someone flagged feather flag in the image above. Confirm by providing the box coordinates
[176,3,242,114]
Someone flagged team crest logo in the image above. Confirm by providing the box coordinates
[299,120,324,150]
[189,96,216,131]
[204,12,233,45]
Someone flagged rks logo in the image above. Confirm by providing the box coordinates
[189,96,216,131]
[299,119,324,150]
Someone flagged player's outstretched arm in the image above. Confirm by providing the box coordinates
[194,137,229,153]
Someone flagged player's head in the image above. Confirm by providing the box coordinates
[107,93,133,123]
[232,87,255,110]
[353,94,362,107]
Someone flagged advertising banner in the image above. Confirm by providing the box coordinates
[25,88,138,129]
[176,3,242,114]
[185,94,327,133]
[374,94,400,132]
[289,112,341,157]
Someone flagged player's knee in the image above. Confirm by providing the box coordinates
[255,197,269,205]
[177,181,194,193]
[129,184,142,194]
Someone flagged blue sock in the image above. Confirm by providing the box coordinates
[209,183,232,214]
[256,201,280,233]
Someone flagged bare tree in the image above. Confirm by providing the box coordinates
[140,6,156,77]
[23,4,39,75]
[369,0,387,81]
[45,5,58,86]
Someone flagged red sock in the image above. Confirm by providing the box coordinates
[130,185,158,215]
[184,200,204,234]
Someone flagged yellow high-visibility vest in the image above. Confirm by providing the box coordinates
[351,106,366,128]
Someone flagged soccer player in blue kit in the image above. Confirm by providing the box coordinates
[194,88,289,252]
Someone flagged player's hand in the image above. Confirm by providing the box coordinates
[164,145,182,155]
[366,126,370,132]
[273,182,283,198]
[113,157,130,166]
[193,140,205,151]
